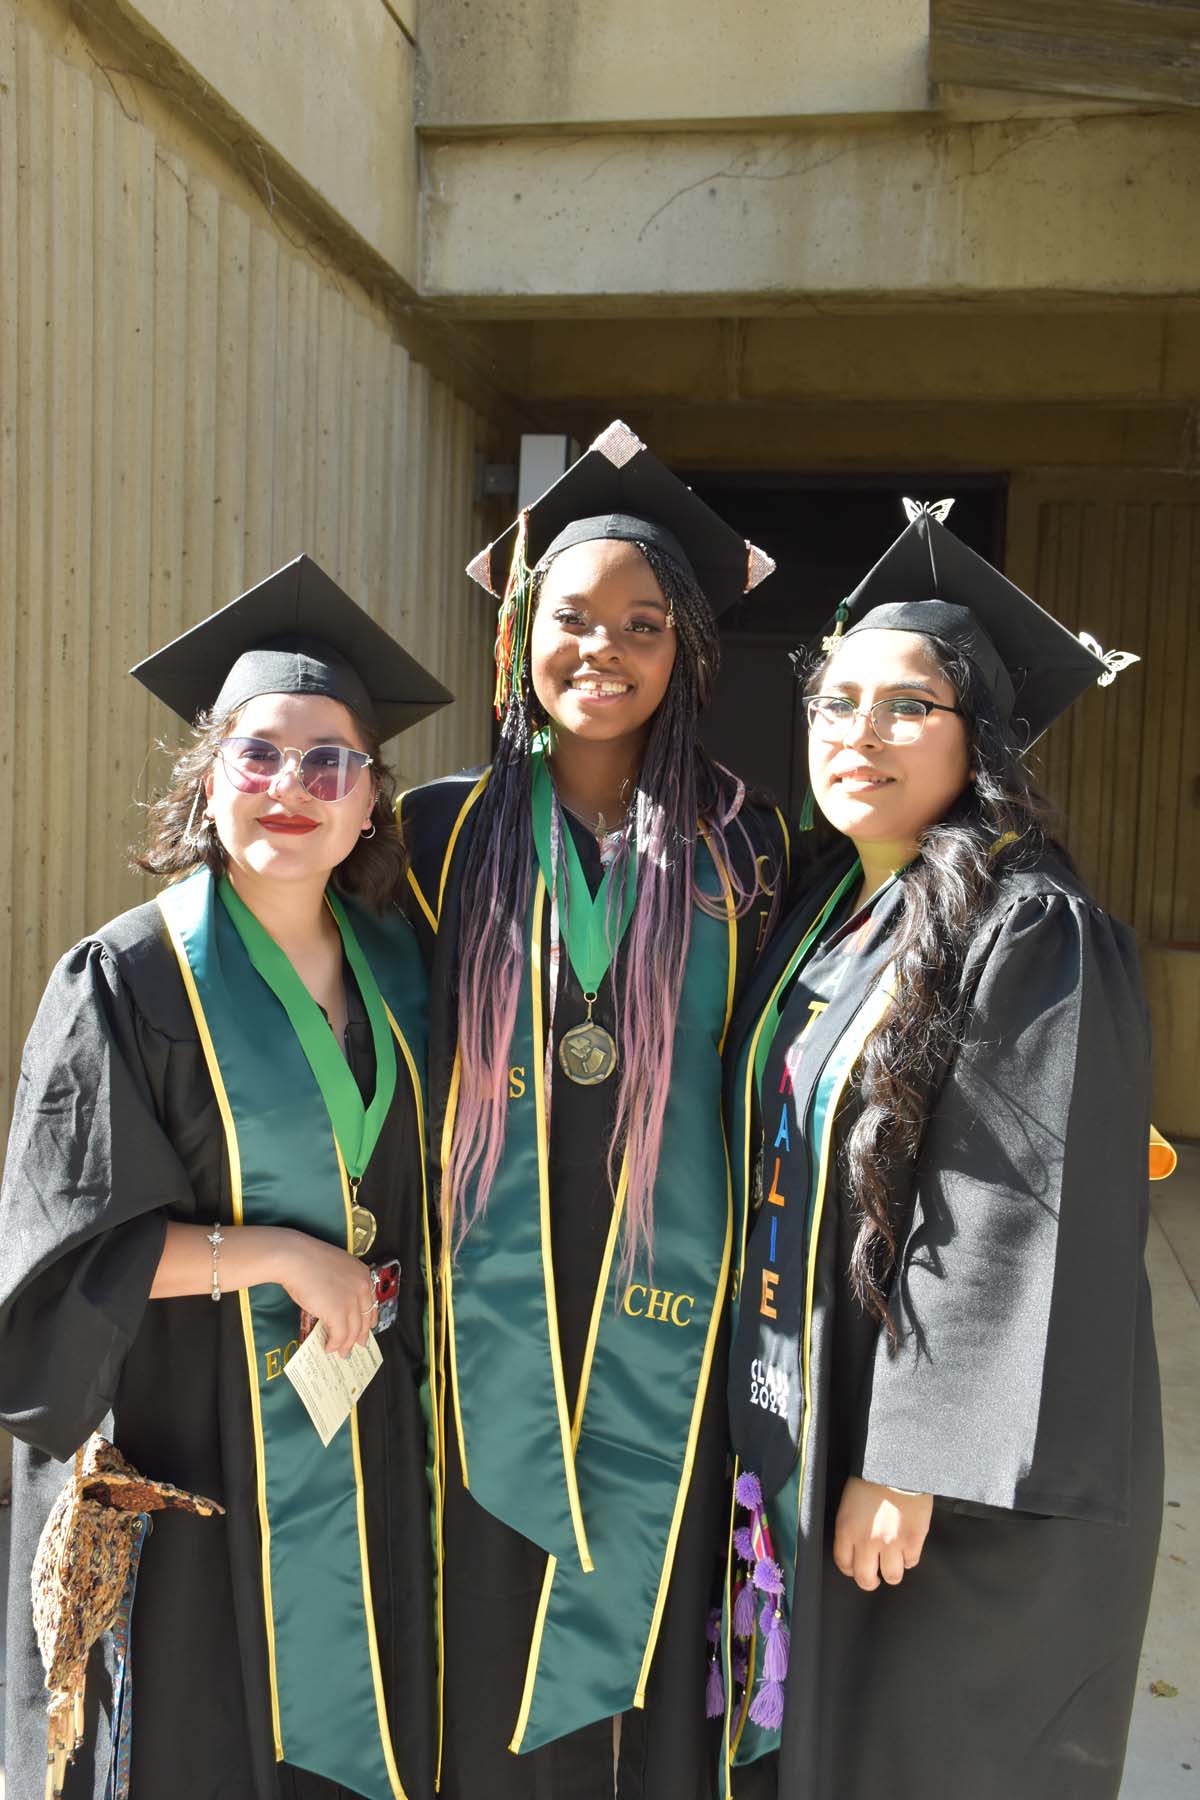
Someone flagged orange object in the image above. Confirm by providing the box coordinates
[1149,1125,1177,1181]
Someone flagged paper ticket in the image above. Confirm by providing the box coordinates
[283,1320,382,1446]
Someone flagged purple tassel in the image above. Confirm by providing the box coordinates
[763,1617,790,1684]
[748,1680,786,1730]
[735,1471,763,1510]
[732,1526,754,1561]
[705,1606,722,1647]
[753,1557,784,1595]
[732,1578,757,1640]
[732,1645,749,1688]
[705,1656,725,1719]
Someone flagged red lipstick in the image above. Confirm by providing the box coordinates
[259,816,319,835]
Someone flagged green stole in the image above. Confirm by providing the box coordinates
[444,806,739,1753]
[719,871,896,1792]
[158,869,435,1800]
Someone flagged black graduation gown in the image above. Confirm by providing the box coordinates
[727,851,1163,1800]
[0,900,437,1800]
[400,774,793,1800]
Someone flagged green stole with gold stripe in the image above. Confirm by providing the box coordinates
[158,868,435,1800]
[443,812,738,1753]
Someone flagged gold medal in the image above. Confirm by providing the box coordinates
[558,992,617,1086]
[350,1204,378,1258]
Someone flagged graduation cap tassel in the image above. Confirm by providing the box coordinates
[820,600,851,655]
[493,507,534,719]
[797,786,816,833]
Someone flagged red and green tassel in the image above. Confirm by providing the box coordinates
[493,508,534,719]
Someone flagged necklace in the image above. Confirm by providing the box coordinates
[558,795,630,844]
[531,749,637,1086]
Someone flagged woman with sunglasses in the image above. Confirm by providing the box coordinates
[0,557,449,1800]
[718,504,1161,1800]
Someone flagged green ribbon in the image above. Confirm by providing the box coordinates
[750,862,860,1097]
[529,744,637,997]
[217,877,397,1186]
[159,870,429,1799]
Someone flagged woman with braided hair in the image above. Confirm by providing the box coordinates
[400,423,793,1799]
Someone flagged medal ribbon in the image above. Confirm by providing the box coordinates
[217,877,397,1186]
[529,743,637,999]
[749,862,860,1097]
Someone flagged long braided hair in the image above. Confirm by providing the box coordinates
[446,538,770,1284]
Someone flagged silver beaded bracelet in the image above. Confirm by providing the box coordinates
[207,1225,225,1302]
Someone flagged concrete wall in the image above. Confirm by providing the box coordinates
[111,0,421,287]
[0,0,498,1124]
[418,0,930,131]
[422,111,1200,308]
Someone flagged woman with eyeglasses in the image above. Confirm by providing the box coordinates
[718,505,1161,1800]
[0,557,448,1800]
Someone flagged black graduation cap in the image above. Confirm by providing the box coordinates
[466,420,776,617]
[830,499,1138,743]
[130,554,452,742]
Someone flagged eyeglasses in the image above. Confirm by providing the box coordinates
[216,737,373,802]
[805,695,964,746]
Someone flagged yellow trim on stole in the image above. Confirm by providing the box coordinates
[704,827,739,1053]
[430,778,492,1497]
[385,1004,446,1793]
[158,902,285,1763]
[571,1169,628,1447]
[773,806,792,887]
[530,874,594,1574]
[393,791,439,934]
[335,1143,407,1800]
[439,773,490,923]
[633,856,738,1705]
[439,1053,470,1491]
[508,1554,560,1752]
[406,868,438,935]
[508,1166,628,1754]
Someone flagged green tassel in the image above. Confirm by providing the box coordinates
[798,786,816,832]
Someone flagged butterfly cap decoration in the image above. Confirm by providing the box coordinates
[818,497,1140,744]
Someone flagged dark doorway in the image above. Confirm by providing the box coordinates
[689,474,1007,814]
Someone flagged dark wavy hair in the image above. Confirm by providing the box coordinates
[802,632,1060,1339]
[447,540,771,1286]
[134,704,408,911]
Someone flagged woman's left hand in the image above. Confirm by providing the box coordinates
[832,1478,933,1591]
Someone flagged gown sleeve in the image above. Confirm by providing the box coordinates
[856,891,1152,1524]
[0,938,184,1460]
